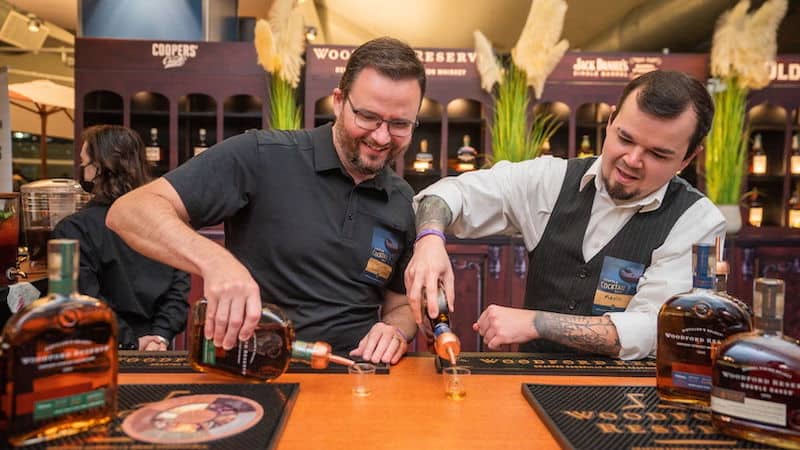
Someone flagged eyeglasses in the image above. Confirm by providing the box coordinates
[346,97,418,137]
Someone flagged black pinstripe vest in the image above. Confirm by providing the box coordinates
[520,157,703,354]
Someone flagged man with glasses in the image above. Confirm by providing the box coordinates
[107,37,423,364]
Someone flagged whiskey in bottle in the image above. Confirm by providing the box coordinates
[790,133,800,175]
[145,128,162,165]
[577,135,594,158]
[656,243,752,409]
[426,287,461,365]
[1,239,118,446]
[188,299,353,381]
[711,278,800,449]
[193,128,209,156]
[750,133,767,175]
[455,135,477,172]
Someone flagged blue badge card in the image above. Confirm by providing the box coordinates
[361,226,402,285]
[592,256,644,315]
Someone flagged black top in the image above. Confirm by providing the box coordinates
[522,157,703,353]
[52,201,191,348]
[165,124,415,352]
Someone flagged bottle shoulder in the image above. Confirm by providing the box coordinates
[2,293,116,342]
[717,332,800,364]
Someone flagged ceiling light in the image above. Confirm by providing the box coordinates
[27,13,43,33]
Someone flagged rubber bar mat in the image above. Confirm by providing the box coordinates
[436,352,655,376]
[22,383,298,449]
[119,350,389,374]
[522,384,775,450]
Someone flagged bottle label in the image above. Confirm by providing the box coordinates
[433,322,452,338]
[711,362,798,428]
[145,146,161,162]
[202,338,216,365]
[671,361,712,392]
[791,155,800,174]
[33,388,107,422]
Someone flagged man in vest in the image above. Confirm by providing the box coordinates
[405,70,724,360]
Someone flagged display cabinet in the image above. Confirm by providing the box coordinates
[75,38,268,175]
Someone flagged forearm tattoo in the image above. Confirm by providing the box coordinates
[533,312,622,357]
[416,195,453,232]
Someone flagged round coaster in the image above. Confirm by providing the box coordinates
[121,394,264,444]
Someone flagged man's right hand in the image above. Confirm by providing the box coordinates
[404,234,455,324]
[201,256,263,350]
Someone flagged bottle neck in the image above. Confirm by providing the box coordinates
[49,277,77,297]
[48,240,79,296]
[715,274,728,293]
[290,340,315,362]
[754,316,783,335]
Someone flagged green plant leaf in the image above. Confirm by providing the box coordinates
[704,77,748,205]
[269,75,302,130]
[0,211,14,221]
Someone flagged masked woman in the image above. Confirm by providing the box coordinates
[54,124,190,351]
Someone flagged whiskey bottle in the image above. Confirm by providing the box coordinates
[750,133,767,175]
[426,287,461,365]
[188,299,353,381]
[145,128,162,165]
[711,278,800,449]
[1,239,117,446]
[577,135,593,158]
[790,183,800,229]
[656,243,752,409]
[455,135,477,172]
[790,133,800,175]
[192,128,209,157]
[412,139,433,173]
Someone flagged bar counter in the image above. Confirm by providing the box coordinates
[121,355,655,450]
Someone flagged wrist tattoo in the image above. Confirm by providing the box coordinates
[416,195,453,232]
[534,312,621,357]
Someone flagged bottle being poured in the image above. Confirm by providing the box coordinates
[188,299,353,381]
[426,286,461,365]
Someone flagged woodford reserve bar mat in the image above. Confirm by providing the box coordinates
[436,352,655,377]
[522,384,774,450]
[119,350,390,374]
[26,383,298,450]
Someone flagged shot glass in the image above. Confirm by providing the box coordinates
[443,366,470,400]
[0,193,20,285]
[348,362,376,397]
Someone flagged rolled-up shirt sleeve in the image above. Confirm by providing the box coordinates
[607,197,726,360]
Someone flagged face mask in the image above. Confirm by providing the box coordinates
[79,164,95,193]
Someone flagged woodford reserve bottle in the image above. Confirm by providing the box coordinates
[1,239,117,446]
[426,287,461,365]
[656,243,752,409]
[188,299,353,381]
[711,278,800,449]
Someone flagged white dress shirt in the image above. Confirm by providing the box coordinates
[414,155,726,360]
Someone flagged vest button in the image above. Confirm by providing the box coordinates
[578,268,589,279]
[568,301,577,310]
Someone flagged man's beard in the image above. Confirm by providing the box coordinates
[603,174,640,202]
[335,124,404,176]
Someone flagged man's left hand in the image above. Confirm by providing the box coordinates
[138,335,168,351]
[349,322,407,365]
[473,304,538,350]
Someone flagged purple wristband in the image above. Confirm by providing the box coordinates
[415,228,446,244]
[393,327,409,342]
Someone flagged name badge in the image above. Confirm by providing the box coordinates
[361,226,402,285]
[592,256,644,315]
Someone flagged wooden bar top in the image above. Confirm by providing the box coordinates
[121,355,655,450]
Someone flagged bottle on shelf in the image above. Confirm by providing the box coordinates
[656,242,752,409]
[789,183,800,229]
[711,278,800,449]
[425,286,461,365]
[145,128,163,166]
[1,239,118,446]
[188,299,353,381]
[747,189,764,227]
[749,133,767,175]
[193,128,210,157]
[456,135,477,172]
[412,138,433,173]
[577,135,594,158]
[790,133,800,175]
[540,138,551,155]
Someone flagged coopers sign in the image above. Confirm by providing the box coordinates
[151,43,200,69]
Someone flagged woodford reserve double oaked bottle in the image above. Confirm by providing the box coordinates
[188,299,353,380]
[711,278,800,449]
[426,287,460,365]
[657,243,752,409]
[1,239,118,446]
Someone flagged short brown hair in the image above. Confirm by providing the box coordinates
[82,125,150,204]
[338,37,426,100]
[610,70,714,160]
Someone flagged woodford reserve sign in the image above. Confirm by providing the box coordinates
[307,45,479,79]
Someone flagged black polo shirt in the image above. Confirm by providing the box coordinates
[165,123,415,352]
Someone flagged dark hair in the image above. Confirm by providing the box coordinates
[338,37,426,100]
[82,125,149,204]
[609,70,714,160]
